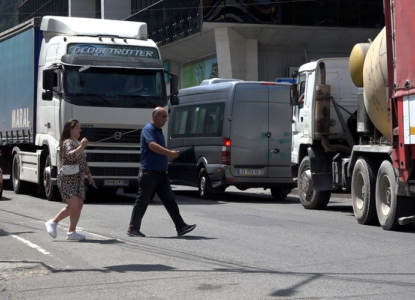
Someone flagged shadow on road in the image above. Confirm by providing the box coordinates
[173,189,301,205]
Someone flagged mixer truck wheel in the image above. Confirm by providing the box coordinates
[298,156,331,209]
[43,155,61,202]
[375,160,414,231]
[351,157,379,225]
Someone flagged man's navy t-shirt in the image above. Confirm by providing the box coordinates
[140,122,168,171]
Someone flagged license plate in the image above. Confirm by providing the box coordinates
[104,180,129,186]
[236,169,263,176]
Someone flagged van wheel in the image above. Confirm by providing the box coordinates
[270,187,288,200]
[298,156,331,209]
[198,168,214,199]
[43,155,61,201]
[375,160,414,230]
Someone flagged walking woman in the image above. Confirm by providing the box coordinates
[45,119,95,241]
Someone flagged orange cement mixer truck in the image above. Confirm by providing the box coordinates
[290,0,415,231]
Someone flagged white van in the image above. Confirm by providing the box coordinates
[167,80,295,199]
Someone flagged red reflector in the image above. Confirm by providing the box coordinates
[227,177,236,182]
[260,82,275,85]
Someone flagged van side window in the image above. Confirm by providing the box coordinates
[171,102,224,138]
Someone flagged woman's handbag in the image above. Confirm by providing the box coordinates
[61,164,80,175]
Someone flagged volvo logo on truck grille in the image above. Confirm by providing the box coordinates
[114,132,122,140]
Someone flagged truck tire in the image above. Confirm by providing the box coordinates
[0,190,2,199]
[12,155,26,194]
[351,157,378,225]
[43,155,61,202]
[298,156,331,209]
[270,187,289,200]
[375,160,415,230]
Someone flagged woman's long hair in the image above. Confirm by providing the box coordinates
[59,119,79,161]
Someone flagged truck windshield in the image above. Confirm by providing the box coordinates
[63,66,167,108]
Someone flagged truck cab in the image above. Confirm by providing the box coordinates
[291,58,359,209]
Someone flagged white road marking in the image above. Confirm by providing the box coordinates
[11,235,50,255]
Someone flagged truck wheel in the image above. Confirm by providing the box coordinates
[375,160,414,230]
[270,187,288,200]
[351,157,378,225]
[298,156,331,209]
[0,190,2,199]
[12,155,25,194]
[198,168,214,199]
[43,155,61,201]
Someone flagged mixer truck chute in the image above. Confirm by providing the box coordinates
[290,0,415,231]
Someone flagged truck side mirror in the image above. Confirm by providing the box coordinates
[170,74,179,96]
[170,95,179,105]
[290,84,299,106]
[42,90,53,101]
[43,69,55,90]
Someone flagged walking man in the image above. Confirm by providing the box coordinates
[128,107,196,237]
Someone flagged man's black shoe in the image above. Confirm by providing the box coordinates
[177,224,196,236]
[127,228,145,237]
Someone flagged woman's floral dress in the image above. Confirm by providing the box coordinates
[57,139,91,202]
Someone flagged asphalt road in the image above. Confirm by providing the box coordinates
[1,183,415,300]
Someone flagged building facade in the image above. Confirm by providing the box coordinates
[127,0,384,87]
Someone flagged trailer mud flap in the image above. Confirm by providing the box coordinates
[307,145,336,191]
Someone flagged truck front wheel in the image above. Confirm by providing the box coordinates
[351,157,378,225]
[298,156,331,209]
[12,155,25,194]
[375,160,414,231]
[43,155,61,201]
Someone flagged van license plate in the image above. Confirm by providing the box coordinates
[237,169,263,176]
[104,180,129,186]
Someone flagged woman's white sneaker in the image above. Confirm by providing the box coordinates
[66,231,86,241]
[45,220,57,238]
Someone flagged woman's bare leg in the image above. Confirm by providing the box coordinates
[68,197,84,232]
[52,196,83,232]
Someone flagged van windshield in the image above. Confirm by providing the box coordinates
[63,66,167,108]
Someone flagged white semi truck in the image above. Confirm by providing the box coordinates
[290,0,415,231]
[0,16,178,201]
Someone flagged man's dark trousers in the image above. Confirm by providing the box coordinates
[129,170,186,230]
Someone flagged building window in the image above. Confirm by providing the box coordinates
[18,0,69,23]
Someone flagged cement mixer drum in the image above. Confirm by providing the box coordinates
[362,27,391,138]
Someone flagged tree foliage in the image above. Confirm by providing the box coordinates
[0,0,18,33]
